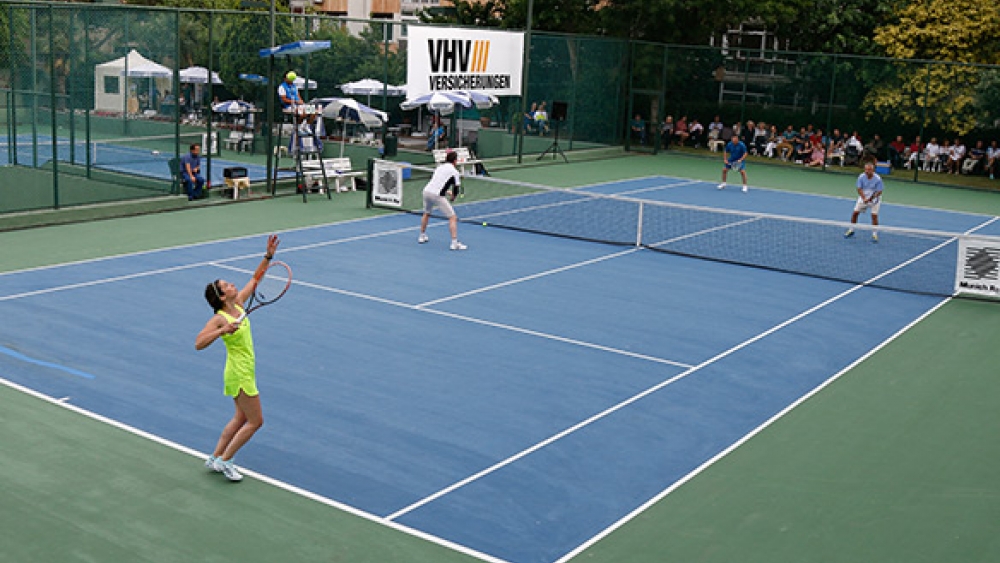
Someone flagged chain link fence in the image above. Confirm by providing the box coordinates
[3,2,1000,214]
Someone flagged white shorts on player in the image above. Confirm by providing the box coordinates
[853,195,881,215]
[423,192,456,218]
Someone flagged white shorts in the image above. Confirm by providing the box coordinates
[423,191,455,218]
[854,195,881,215]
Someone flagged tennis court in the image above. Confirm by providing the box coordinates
[1,134,279,185]
[2,156,999,563]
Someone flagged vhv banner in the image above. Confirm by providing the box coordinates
[406,26,524,98]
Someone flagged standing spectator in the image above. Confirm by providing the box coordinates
[180,143,206,200]
[718,134,749,192]
[845,162,884,243]
[887,135,906,169]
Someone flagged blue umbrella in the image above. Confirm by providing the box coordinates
[238,73,269,85]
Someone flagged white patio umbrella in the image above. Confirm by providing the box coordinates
[179,66,223,85]
[400,92,472,150]
[454,90,499,110]
[294,77,318,90]
[315,97,387,156]
[340,79,406,106]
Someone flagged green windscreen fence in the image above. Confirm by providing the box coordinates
[3,3,1000,215]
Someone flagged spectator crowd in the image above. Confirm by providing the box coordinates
[634,113,1000,179]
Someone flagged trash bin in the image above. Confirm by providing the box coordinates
[384,134,398,157]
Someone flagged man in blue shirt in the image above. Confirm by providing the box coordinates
[278,71,314,135]
[844,162,884,242]
[180,143,205,200]
[718,134,749,192]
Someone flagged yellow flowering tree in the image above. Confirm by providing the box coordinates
[866,0,1000,134]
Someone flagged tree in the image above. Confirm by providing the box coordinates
[866,0,1000,134]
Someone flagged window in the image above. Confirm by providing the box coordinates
[104,75,120,95]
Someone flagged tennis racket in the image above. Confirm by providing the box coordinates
[236,260,292,322]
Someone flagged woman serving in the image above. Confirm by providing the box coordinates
[195,234,280,482]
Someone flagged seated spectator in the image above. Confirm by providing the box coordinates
[904,136,923,169]
[776,125,796,160]
[828,129,846,165]
[795,139,813,164]
[689,119,705,148]
[764,125,780,158]
[963,140,986,174]
[708,115,724,138]
[533,101,549,136]
[923,137,942,172]
[180,143,206,200]
[630,114,647,145]
[946,138,965,174]
[845,131,864,165]
[742,120,755,146]
[674,116,690,146]
[523,102,537,134]
[751,121,769,155]
[806,140,826,167]
[863,133,884,163]
[660,115,674,149]
[426,123,447,150]
[987,140,1000,179]
[887,135,906,169]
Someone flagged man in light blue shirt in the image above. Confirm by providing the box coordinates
[845,162,884,242]
[718,135,749,192]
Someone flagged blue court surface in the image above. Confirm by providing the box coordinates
[1,176,998,563]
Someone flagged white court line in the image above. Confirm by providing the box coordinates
[388,215,997,527]
[0,376,510,563]
[214,262,696,370]
[416,248,642,308]
[0,226,418,303]
[552,295,953,563]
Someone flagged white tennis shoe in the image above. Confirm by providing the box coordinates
[450,240,467,251]
[418,233,429,244]
[717,183,726,190]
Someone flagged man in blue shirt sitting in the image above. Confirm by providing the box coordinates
[278,71,314,136]
[180,143,206,200]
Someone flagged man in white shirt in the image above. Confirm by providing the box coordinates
[946,138,966,174]
[844,162,884,243]
[922,137,941,172]
[418,151,467,250]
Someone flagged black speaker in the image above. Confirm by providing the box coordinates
[551,101,568,121]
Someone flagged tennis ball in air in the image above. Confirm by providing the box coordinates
[482,222,488,227]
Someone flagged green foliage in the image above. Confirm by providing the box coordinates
[866,0,1000,134]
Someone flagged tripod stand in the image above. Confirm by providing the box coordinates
[537,119,568,162]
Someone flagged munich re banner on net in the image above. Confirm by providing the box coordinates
[407,26,524,98]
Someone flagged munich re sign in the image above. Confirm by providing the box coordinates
[408,26,524,97]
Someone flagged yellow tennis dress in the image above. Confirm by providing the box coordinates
[218,306,258,397]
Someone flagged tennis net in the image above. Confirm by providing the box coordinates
[368,159,1000,299]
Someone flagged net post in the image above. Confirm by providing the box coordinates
[636,201,644,247]
[366,158,374,209]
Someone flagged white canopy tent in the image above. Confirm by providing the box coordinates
[94,49,172,113]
